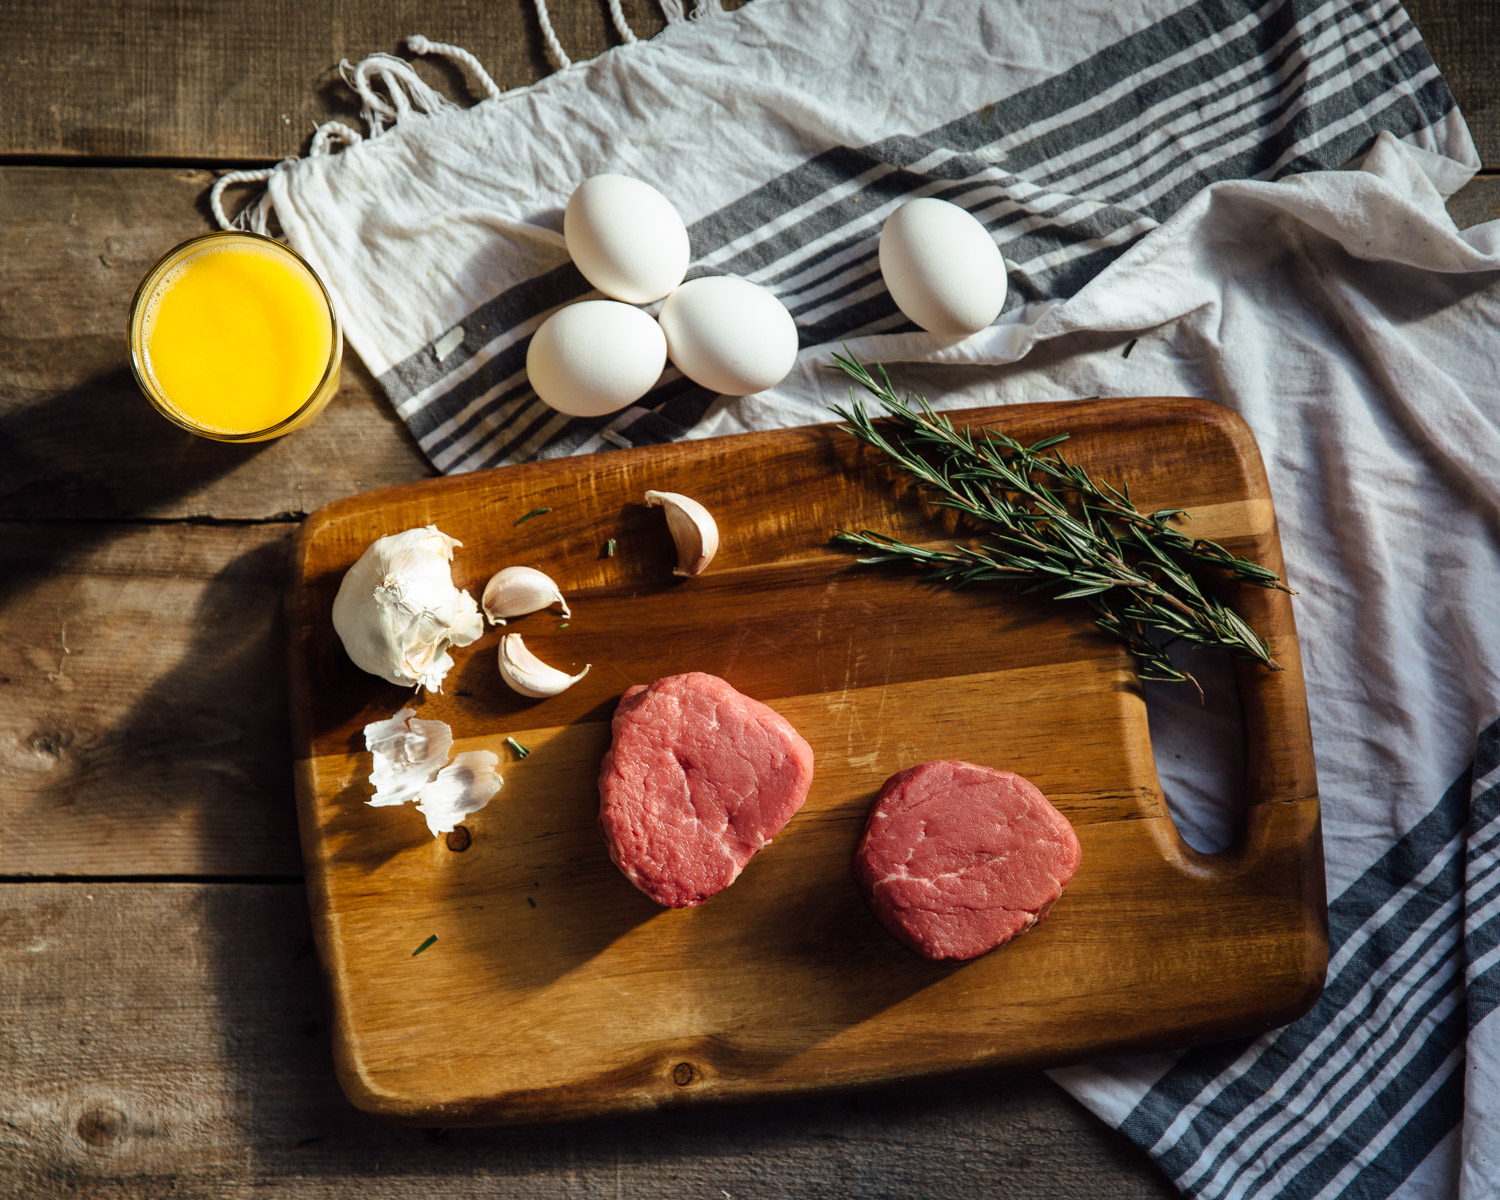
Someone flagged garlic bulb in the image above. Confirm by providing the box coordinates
[482,566,571,626]
[332,526,484,692]
[498,633,590,698]
[645,490,718,576]
[363,707,453,807]
[416,750,503,837]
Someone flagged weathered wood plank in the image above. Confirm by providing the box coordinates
[0,523,301,876]
[1448,172,1500,229]
[0,882,1177,1199]
[0,0,675,160]
[0,0,1490,162]
[0,166,432,522]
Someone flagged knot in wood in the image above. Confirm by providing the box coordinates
[445,826,472,852]
[672,1062,695,1087]
[76,1103,125,1147]
[28,728,73,761]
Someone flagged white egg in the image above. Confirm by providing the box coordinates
[526,300,667,417]
[657,276,799,396]
[878,197,1007,338]
[564,175,690,305]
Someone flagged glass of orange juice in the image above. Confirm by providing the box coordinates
[128,231,342,442]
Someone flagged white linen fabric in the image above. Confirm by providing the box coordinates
[226,0,1500,1194]
[1034,134,1500,1200]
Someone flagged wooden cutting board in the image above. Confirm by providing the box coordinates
[286,395,1324,1125]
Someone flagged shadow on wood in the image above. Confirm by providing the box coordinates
[0,879,1180,1196]
[0,366,285,541]
[180,890,1166,1192]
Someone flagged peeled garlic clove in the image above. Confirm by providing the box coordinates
[498,633,590,699]
[644,490,718,576]
[481,565,571,626]
[363,707,453,807]
[416,750,502,837]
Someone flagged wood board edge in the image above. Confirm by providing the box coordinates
[284,394,1328,1125]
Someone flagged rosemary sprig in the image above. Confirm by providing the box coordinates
[829,352,1290,693]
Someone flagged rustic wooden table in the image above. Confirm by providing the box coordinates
[1,2,1495,1196]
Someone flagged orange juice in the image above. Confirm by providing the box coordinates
[129,232,341,441]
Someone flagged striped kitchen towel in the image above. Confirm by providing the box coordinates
[223,0,1474,472]
[1057,717,1500,1198]
[217,1,1500,1196]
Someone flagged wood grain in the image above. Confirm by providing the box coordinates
[0,882,1178,1200]
[7,0,1483,1189]
[0,0,701,160]
[0,522,303,876]
[288,398,1323,1123]
[0,166,432,523]
[10,154,1491,1193]
[29,135,1487,877]
[0,516,1184,1196]
[0,0,1490,162]
[1448,172,1500,228]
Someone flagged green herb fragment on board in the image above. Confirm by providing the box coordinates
[828,351,1292,696]
[505,736,531,759]
[412,935,437,957]
[1122,338,1138,359]
[604,538,617,557]
[557,621,570,629]
[526,897,537,908]
[514,507,552,526]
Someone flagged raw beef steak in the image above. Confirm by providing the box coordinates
[853,760,1081,961]
[598,672,816,908]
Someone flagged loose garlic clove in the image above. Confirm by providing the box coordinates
[645,490,719,576]
[498,633,590,698]
[482,565,571,626]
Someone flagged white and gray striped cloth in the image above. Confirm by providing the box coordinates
[231,1,1500,1195]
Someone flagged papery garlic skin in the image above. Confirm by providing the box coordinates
[332,526,484,692]
[361,707,502,837]
[416,750,503,837]
[644,490,718,576]
[363,707,453,807]
[498,633,591,698]
[482,566,571,626]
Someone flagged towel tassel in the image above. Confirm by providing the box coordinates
[607,0,639,43]
[209,167,278,234]
[532,0,574,70]
[406,34,504,100]
[209,2,682,232]
[659,0,720,20]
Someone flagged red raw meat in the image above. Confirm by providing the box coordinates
[598,672,815,908]
[853,760,1081,961]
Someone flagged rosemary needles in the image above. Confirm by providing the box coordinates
[829,352,1291,694]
